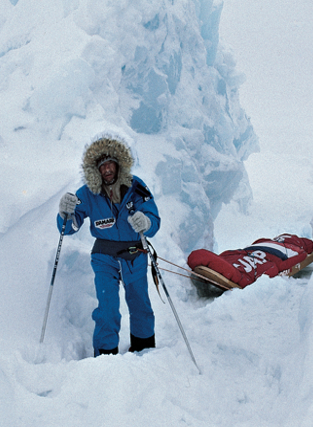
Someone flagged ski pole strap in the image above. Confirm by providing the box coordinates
[146,240,159,287]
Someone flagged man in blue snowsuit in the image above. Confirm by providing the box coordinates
[57,135,161,356]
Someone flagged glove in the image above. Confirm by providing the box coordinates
[59,192,78,219]
[128,211,151,233]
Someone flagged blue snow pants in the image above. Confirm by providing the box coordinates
[91,252,155,356]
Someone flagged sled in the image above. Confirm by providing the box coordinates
[191,252,313,298]
[190,266,242,298]
[193,266,242,290]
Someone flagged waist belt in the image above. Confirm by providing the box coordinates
[91,239,144,260]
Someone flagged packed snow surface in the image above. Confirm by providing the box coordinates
[1,0,313,426]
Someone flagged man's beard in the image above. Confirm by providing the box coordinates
[103,175,117,185]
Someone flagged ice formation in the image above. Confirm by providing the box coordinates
[0,0,258,252]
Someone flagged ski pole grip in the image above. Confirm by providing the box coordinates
[139,231,148,250]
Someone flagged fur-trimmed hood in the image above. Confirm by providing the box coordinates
[82,136,134,195]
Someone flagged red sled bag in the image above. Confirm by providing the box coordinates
[187,250,242,284]
[187,233,312,288]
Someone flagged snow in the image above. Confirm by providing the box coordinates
[0,0,313,426]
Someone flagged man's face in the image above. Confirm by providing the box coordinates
[99,160,118,185]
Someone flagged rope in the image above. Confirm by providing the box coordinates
[149,255,233,291]
[150,265,191,280]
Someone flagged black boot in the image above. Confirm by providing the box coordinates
[95,347,118,357]
[129,334,155,353]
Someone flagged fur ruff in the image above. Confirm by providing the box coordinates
[82,136,134,195]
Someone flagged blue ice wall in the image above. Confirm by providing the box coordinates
[115,1,258,248]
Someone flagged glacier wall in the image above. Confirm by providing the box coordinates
[0,0,258,253]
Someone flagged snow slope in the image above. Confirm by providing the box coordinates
[1,0,313,426]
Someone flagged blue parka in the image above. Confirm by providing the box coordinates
[57,175,160,240]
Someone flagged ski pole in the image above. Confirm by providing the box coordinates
[40,214,68,343]
[139,231,202,375]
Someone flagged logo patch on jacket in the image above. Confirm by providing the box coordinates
[95,217,116,229]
